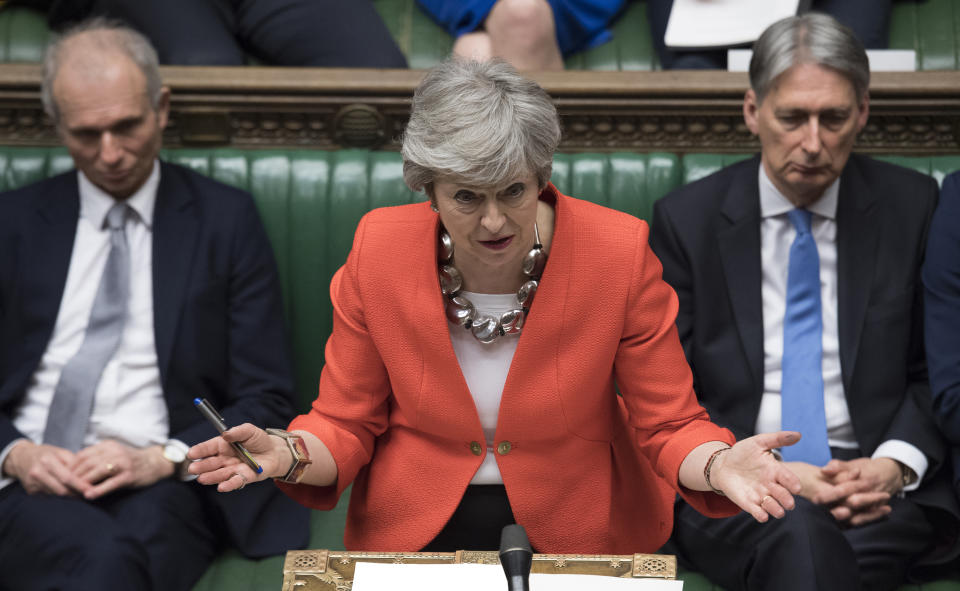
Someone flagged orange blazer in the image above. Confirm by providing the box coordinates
[279,186,737,553]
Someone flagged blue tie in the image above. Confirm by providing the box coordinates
[779,209,831,466]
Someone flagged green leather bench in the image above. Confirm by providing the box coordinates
[2,146,960,590]
[1,0,959,70]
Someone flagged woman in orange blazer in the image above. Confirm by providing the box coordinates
[189,58,803,553]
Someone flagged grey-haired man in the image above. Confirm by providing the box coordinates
[651,12,958,591]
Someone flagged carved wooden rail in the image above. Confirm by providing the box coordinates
[2,64,959,154]
[280,549,677,590]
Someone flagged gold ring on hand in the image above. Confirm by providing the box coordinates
[234,472,247,490]
[105,463,115,473]
[761,495,772,505]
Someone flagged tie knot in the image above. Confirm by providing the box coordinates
[787,208,813,235]
[105,202,129,231]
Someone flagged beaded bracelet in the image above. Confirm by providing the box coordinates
[704,446,731,496]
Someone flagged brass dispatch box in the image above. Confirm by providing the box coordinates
[281,549,676,590]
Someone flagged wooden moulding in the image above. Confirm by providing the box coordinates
[279,549,677,590]
[2,64,960,154]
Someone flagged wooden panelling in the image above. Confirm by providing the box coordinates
[1,65,959,154]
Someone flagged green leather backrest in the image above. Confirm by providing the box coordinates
[2,146,959,412]
[3,146,960,591]
[1,0,958,70]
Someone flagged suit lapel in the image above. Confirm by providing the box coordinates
[835,156,879,390]
[152,163,199,385]
[716,158,765,394]
[499,188,563,420]
[26,175,81,358]
[412,210,486,433]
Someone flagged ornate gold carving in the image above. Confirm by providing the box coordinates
[456,550,500,565]
[285,550,328,573]
[632,553,677,579]
[281,550,678,589]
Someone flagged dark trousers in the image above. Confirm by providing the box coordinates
[647,0,893,69]
[667,481,934,591]
[88,0,408,67]
[0,480,219,591]
[421,485,518,552]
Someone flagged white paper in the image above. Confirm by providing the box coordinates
[727,49,918,72]
[664,0,801,49]
[352,561,683,591]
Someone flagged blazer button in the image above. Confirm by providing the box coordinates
[497,441,512,455]
[470,441,483,456]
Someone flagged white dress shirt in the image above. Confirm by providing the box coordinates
[0,162,171,489]
[756,165,926,489]
[448,291,521,485]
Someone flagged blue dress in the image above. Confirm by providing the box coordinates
[417,0,626,56]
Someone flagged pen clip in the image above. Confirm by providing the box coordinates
[208,403,225,423]
[197,397,226,423]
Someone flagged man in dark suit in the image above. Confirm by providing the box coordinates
[0,20,307,591]
[925,174,960,495]
[650,13,958,591]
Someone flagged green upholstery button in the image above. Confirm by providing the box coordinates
[497,441,512,455]
[470,441,483,456]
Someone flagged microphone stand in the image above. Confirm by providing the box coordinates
[499,524,532,591]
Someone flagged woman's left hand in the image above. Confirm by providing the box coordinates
[711,431,803,522]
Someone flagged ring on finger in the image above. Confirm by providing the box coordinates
[234,472,247,490]
[105,463,115,473]
[760,495,772,505]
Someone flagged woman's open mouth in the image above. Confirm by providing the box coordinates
[479,236,513,250]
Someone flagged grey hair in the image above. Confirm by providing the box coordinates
[750,12,869,103]
[401,58,561,194]
[42,17,164,123]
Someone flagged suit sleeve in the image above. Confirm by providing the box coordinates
[925,173,960,444]
[616,219,738,517]
[278,214,392,509]
[877,175,946,480]
[170,192,298,446]
[649,198,751,439]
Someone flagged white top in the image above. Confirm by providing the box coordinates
[756,165,926,488]
[0,162,170,488]
[448,292,521,485]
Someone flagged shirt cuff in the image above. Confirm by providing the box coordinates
[165,438,197,482]
[872,439,928,492]
[0,437,29,491]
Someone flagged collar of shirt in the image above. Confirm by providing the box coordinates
[758,164,839,221]
[78,160,161,230]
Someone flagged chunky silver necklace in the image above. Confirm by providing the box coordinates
[438,224,548,344]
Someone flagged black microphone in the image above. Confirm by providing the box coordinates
[499,524,532,591]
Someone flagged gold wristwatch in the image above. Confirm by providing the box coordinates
[265,428,312,484]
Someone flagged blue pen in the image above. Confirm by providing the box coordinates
[194,398,264,474]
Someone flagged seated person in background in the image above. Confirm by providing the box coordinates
[650,13,958,591]
[418,0,625,70]
[647,0,892,69]
[189,57,804,554]
[14,0,408,67]
[0,19,307,591]
[925,173,960,500]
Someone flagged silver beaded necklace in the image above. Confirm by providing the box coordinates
[438,224,548,344]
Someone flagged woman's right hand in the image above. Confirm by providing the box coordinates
[187,423,290,492]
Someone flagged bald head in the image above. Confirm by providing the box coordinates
[42,18,164,124]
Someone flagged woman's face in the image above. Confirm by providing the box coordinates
[432,170,541,292]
